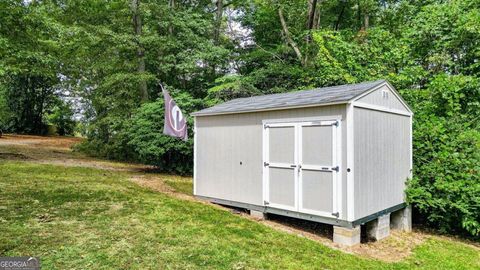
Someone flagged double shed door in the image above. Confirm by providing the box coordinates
[263,119,341,218]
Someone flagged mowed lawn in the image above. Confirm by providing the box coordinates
[0,161,478,269]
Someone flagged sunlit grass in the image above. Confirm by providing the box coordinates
[0,161,478,269]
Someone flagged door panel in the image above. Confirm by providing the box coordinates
[264,120,340,217]
[302,125,332,165]
[268,167,296,208]
[266,125,297,210]
[269,126,295,164]
[301,170,333,213]
[299,122,338,216]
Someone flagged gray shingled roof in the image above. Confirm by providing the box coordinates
[192,80,387,116]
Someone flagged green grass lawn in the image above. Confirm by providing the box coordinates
[0,161,478,269]
[164,175,194,196]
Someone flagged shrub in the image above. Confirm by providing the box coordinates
[404,74,480,237]
[127,91,202,175]
[46,100,76,136]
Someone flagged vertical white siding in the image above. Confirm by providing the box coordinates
[357,85,409,112]
[195,105,347,213]
[353,107,411,219]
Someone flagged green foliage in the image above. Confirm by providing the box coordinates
[3,74,58,134]
[46,99,76,136]
[0,86,13,131]
[127,91,202,175]
[0,0,64,134]
[404,75,480,237]
[205,75,261,106]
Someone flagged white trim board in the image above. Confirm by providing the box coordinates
[346,103,355,221]
[193,116,198,195]
[352,102,413,117]
[262,115,343,125]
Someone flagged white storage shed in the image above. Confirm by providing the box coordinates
[192,80,413,245]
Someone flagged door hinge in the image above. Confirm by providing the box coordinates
[264,200,270,205]
[264,162,269,167]
[264,124,269,129]
[333,120,339,127]
[331,212,339,218]
[332,166,339,172]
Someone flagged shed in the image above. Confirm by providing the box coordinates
[192,80,413,245]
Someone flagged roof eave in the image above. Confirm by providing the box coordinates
[191,101,349,117]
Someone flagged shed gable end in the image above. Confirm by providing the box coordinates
[355,85,410,113]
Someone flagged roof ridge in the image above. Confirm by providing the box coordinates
[226,79,386,103]
[193,79,388,116]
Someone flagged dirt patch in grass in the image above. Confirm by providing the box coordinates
[0,152,32,160]
[0,134,82,148]
[129,173,195,202]
[0,134,152,172]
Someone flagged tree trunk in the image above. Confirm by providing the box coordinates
[314,1,321,29]
[364,13,369,30]
[278,7,303,65]
[357,0,362,30]
[132,0,148,102]
[335,0,346,31]
[307,0,318,30]
[214,0,223,45]
[305,0,318,65]
[169,0,175,35]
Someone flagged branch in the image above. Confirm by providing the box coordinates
[278,8,303,65]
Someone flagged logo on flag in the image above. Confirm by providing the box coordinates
[162,85,188,141]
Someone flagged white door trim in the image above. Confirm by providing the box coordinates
[263,118,342,218]
[297,120,342,218]
[263,122,298,211]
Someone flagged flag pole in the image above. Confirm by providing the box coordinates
[159,82,166,94]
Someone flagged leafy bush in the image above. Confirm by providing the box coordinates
[74,115,137,161]
[46,99,76,136]
[205,75,261,107]
[0,85,13,132]
[127,91,202,175]
[404,74,480,237]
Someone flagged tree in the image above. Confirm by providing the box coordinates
[131,0,149,102]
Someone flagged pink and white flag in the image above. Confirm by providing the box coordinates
[162,86,188,141]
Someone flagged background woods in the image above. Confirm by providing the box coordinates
[0,0,479,237]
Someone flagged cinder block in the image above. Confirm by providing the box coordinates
[367,213,391,241]
[250,210,266,220]
[391,206,412,232]
[333,226,361,246]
